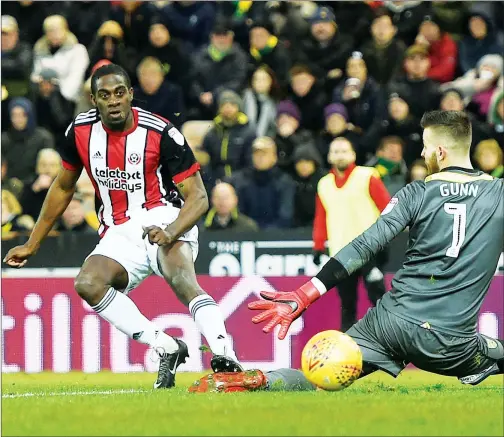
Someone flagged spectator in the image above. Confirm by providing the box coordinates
[415,15,458,83]
[248,19,291,87]
[318,103,362,168]
[361,8,407,85]
[392,44,440,119]
[440,54,503,118]
[57,194,97,233]
[333,53,382,132]
[439,88,493,154]
[1,16,32,99]
[292,145,326,228]
[407,159,429,183]
[331,1,374,47]
[1,98,54,183]
[87,21,137,81]
[473,139,504,178]
[32,15,89,103]
[65,1,110,48]
[366,136,408,195]
[313,136,388,331]
[145,22,192,91]
[243,66,278,138]
[384,0,431,46]
[109,1,152,53]
[1,189,33,238]
[431,1,470,38]
[134,56,185,125]
[488,89,504,148]
[363,87,423,166]
[288,64,327,131]
[229,137,295,229]
[201,90,255,185]
[20,148,61,220]
[190,19,248,120]
[294,6,354,93]
[1,157,23,199]
[75,59,112,116]
[459,12,503,75]
[33,68,75,150]
[274,100,316,175]
[203,182,259,232]
[154,0,216,51]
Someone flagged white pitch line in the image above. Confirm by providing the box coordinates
[2,388,148,399]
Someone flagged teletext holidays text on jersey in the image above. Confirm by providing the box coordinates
[94,167,142,193]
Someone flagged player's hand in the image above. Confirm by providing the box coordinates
[248,283,321,339]
[142,225,174,246]
[3,244,37,268]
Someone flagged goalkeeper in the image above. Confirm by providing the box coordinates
[249,111,504,386]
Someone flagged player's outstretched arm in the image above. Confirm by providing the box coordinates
[3,167,80,268]
[249,182,424,339]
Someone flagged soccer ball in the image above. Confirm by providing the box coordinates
[301,330,362,391]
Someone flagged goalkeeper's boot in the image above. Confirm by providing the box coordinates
[210,354,244,373]
[459,362,500,386]
[153,338,189,389]
[188,370,267,393]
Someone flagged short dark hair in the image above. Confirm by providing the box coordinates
[91,63,131,95]
[378,136,404,151]
[420,110,472,147]
[373,7,393,22]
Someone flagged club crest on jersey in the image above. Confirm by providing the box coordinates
[128,152,142,165]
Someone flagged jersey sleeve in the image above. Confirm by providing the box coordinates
[335,181,425,275]
[159,124,200,184]
[57,123,82,171]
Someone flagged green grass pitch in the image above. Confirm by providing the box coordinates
[2,370,503,436]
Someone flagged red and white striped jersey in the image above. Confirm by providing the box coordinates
[58,107,200,236]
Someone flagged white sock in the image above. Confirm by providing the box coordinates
[92,288,178,353]
[188,294,238,361]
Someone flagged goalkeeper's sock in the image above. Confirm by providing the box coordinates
[189,294,238,361]
[92,287,178,353]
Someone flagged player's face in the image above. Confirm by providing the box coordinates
[328,139,356,171]
[91,74,133,128]
[421,128,443,174]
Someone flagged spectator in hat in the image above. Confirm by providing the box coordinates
[407,159,429,183]
[288,64,327,131]
[1,15,32,99]
[360,8,407,86]
[1,98,54,184]
[415,14,458,83]
[31,15,89,103]
[459,12,503,75]
[243,65,279,138]
[294,6,354,93]
[365,136,408,196]
[203,182,259,232]
[439,88,493,156]
[273,100,316,175]
[229,136,295,229]
[390,44,440,119]
[292,145,326,228]
[473,139,504,179]
[57,194,97,233]
[33,68,75,150]
[145,21,192,92]
[384,0,431,46]
[363,87,423,166]
[247,18,291,87]
[201,90,256,186]
[440,54,503,118]
[190,18,248,120]
[333,53,382,132]
[318,103,362,168]
[134,56,185,124]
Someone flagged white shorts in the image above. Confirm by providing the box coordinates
[87,205,199,294]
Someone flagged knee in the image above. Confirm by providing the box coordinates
[74,272,109,306]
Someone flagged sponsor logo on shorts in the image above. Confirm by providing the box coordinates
[94,167,142,193]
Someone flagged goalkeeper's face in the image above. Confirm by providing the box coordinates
[421,128,441,174]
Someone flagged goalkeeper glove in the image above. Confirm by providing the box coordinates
[248,281,321,339]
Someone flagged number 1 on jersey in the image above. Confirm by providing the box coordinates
[444,203,467,258]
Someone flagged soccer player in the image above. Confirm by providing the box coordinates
[249,110,504,385]
[3,64,242,388]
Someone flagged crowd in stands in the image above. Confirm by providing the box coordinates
[2,1,503,239]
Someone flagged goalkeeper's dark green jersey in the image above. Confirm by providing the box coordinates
[335,167,504,337]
